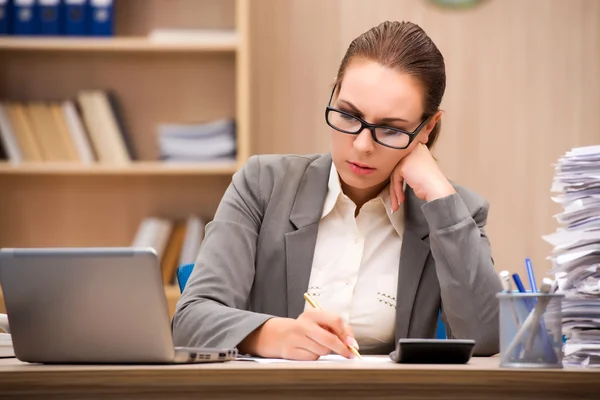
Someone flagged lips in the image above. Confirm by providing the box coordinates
[348,161,375,169]
[347,161,376,176]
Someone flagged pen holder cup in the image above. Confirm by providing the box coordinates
[496,292,564,369]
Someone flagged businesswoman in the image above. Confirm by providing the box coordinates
[173,21,502,360]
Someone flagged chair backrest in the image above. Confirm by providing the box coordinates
[435,311,446,339]
[176,263,195,293]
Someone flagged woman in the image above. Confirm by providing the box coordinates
[172,21,502,360]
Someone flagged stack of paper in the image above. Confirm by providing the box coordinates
[543,145,600,367]
[157,119,236,163]
[0,332,14,358]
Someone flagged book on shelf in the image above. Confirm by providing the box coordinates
[0,104,24,163]
[0,92,238,169]
[0,90,132,165]
[78,90,131,164]
[7,0,114,37]
[132,215,205,286]
[157,118,236,163]
[0,132,6,160]
[0,0,9,35]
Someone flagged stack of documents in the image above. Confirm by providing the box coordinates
[157,119,236,163]
[543,145,600,367]
[0,332,14,358]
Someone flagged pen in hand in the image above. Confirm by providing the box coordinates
[303,292,363,360]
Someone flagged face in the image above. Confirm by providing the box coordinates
[330,58,441,194]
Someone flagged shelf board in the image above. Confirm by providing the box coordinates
[0,161,239,176]
[0,36,238,53]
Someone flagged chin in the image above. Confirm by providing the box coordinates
[339,169,385,190]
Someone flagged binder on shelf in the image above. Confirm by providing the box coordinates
[64,0,87,36]
[89,0,113,37]
[38,0,62,35]
[0,104,23,164]
[0,0,11,35]
[13,0,37,35]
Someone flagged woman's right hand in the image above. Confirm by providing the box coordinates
[240,309,358,360]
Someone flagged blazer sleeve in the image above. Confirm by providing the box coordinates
[171,155,275,349]
[420,191,502,356]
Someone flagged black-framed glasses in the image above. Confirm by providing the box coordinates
[325,86,430,150]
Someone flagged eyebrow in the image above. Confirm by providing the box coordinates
[338,99,410,123]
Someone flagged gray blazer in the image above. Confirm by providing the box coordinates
[172,153,502,356]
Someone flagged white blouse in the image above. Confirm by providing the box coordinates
[304,162,404,353]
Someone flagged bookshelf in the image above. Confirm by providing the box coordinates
[0,0,250,316]
[0,36,239,52]
[0,161,239,176]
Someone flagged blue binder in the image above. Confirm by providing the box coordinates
[13,0,37,35]
[64,0,87,36]
[0,0,11,35]
[89,0,113,37]
[38,0,62,35]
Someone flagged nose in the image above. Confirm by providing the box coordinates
[353,127,376,154]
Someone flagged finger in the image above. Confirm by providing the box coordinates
[390,169,404,212]
[343,323,359,350]
[307,309,349,338]
[303,308,356,347]
[395,174,405,205]
[306,325,354,359]
[298,335,333,357]
[389,184,398,214]
[305,310,355,357]
[344,323,354,338]
[283,347,320,361]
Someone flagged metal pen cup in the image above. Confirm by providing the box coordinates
[496,292,564,368]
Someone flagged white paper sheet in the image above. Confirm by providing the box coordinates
[239,354,392,363]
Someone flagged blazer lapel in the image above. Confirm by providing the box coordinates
[285,154,332,318]
[395,187,431,342]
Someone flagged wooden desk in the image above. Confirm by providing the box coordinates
[0,356,597,400]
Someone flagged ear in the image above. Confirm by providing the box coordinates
[420,110,443,144]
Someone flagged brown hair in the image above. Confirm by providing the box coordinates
[335,21,446,149]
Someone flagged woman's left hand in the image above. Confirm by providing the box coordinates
[389,143,456,213]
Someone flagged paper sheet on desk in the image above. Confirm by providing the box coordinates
[240,355,392,363]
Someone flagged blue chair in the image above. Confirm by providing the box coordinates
[177,263,195,293]
[435,311,447,339]
[176,263,447,339]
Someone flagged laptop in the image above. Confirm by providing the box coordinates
[0,247,237,364]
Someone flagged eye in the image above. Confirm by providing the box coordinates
[340,113,356,121]
[379,128,400,136]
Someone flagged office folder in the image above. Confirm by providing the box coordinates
[13,0,37,35]
[38,0,62,35]
[0,0,11,35]
[64,0,87,36]
[89,0,113,37]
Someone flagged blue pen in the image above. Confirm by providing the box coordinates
[525,258,538,293]
[513,272,534,312]
[512,273,527,293]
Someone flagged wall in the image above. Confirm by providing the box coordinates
[249,0,600,279]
